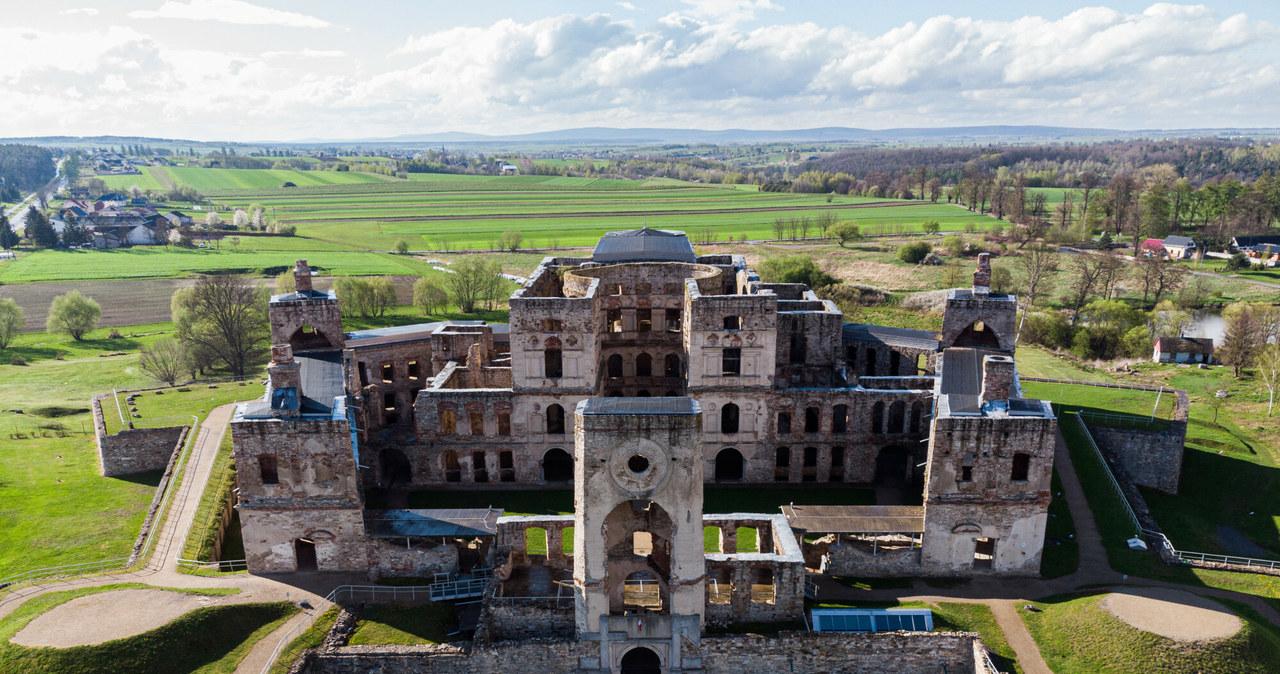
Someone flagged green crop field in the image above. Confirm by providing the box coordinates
[167,167,392,191]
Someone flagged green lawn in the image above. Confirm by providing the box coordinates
[268,607,338,674]
[1023,592,1280,673]
[1042,469,1080,579]
[932,602,1022,674]
[347,603,452,646]
[1014,346,1111,382]
[0,583,292,674]
[101,382,264,435]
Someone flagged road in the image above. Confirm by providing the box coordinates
[3,159,65,233]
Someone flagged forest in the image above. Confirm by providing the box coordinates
[0,144,55,192]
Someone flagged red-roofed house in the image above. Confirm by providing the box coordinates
[1139,238,1166,257]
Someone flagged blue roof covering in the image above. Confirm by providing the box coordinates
[364,509,504,538]
[581,397,699,416]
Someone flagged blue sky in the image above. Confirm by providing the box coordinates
[3,1,1278,141]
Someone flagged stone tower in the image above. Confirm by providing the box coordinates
[269,259,346,352]
[573,397,705,671]
[939,252,1017,353]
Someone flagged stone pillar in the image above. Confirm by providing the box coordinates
[294,259,313,293]
[719,526,737,554]
[980,354,1015,406]
[972,252,991,297]
[268,344,301,419]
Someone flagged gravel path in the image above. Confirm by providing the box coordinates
[1102,588,1242,642]
[11,588,223,647]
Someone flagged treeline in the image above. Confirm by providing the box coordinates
[0,144,55,192]
[806,139,1280,187]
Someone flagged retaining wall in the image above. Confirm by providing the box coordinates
[92,394,188,477]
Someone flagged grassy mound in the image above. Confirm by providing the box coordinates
[0,583,293,674]
[1023,593,1280,673]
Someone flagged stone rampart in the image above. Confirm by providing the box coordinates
[304,631,979,673]
[1087,424,1184,494]
[92,394,188,477]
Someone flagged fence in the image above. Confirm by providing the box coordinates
[1072,413,1280,575]
[1076,409,1166,431]
[174,558,248,573]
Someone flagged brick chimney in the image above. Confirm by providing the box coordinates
[293,259,313,293]
[980,354,1014,406]
[267,344,301,418]
[973,252,991,297]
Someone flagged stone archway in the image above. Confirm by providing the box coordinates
[619,646,662,674]
[714,448,744,482]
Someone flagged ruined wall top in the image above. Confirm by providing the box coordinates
[295,259,313,293]
[972,253,991,297]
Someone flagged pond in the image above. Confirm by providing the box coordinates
[1184,310,1225,345]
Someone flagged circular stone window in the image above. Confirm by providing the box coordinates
[628,455,650,473]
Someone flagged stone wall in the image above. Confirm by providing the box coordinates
[475,599,575,643]
[93,394,188,477]
[304,631,979,673]
[1087,424,1184,494]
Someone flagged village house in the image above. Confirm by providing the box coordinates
[1161,235,1197,260]
[1153,336,1215,364]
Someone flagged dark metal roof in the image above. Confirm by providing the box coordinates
[1009,398,1049,416]
[364,508,503,538]
[1162,236,1195,247]
[592,227,696,263]
[581,397,698,416]
[1156,336,1214,353]
[298,350,344,415]
[270,289,336,304]
[782,505,925,534]
[842,323,940,351]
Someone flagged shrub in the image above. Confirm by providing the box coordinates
[46,290,101,341]
[412,278,449,316]
[758,256,837,288]
[1225,251,1251,271]
[0,297,23,349]
[1021,311,1073,350]
[395,239,410,255]
[898,241,932,264]
[942,235,965,257]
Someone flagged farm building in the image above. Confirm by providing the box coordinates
[1161,235,1197,259]
[1153,336,1215,364]
[1139,238,1166,257]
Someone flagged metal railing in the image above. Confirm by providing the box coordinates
[1072,413,1142,537]
[1077,410,1167,431]
[980,648,1002,674]
[174,558,248,573]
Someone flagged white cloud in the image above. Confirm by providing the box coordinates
[616,2,636,10]
[129,0,332,29]
[58,8,99,16]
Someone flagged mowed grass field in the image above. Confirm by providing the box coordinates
[94,165,393,192]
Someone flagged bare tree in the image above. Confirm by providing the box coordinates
[1062,253,1106,325]
[1257,343,1280,417]
[140,338,189,386]
[772,218,786,241]
[1095,252,1127,299]
[1014,244,1059,343]
[1078,172,1099,224]
[816,211,838,237]
[1137,255,1188,306]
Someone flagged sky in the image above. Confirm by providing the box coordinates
[2,1,1278,141]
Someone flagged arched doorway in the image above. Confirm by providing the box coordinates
[714,448,744,482]
[295,538,317,571]
[954,320,1001,349]
[620,646,662,674]
[379,448,411,487]
[542,448,573,483]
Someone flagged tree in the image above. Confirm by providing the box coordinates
[62,214,89,246]
[0,297,23,349]
[413,278,449,316]
[204,211,222,228]
[830,222,861,247]
[1062,253,1107,325]
[25,207,57,248]
[1257,343,1280,417]
[1014,244,1059,343]
[1218,304,1262,378]
[771,218,786,240]
[497,230,522,251]
[941,261,966,286]
[1137,254,1187,306]
[447,257,502,314]
[1149,300,1193,339]
[172,275,270,379]
[0,214,20,249]
[990,266,1013,294]
[232,209,249,228]
[395,239,410,255]
[275,270,295,294]
[758,256,837,288]
[922,219,941,235]
[46,290,101,340]
[942,234,966,257]
[898,241,932,264]
[335,277,397,318]
[139,338,189,386]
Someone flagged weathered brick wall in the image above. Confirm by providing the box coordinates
[305,632,978,674]
[475,600,575,643]
[366,537,458,578]
[822,543,923,577]
[93,394,187,477]
[1087,423,1184,494]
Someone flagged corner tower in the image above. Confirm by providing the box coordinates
[939,253,1017,353]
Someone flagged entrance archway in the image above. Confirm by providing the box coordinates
[542,448,573,483]
[620,646,662,674]
[379,448,411,487]
[714,448,744,482]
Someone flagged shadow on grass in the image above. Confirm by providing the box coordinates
[113,469,164,488]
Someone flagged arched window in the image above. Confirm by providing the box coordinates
[542,448,573,482]
[714,448,744,481]
[871,402,884,435]
[889,401,906,434]
[546,404,565,435]
[665,353,681,377]
[544,348,562,378]
[607,354,623,378]
[774,447,790,482]
[721,403,740,434]
[636,353,653,377]
[832,404,848,433]
[790,327,806,364]
[864,349,877,376]
[910,401,923,434]
[804,406,820,433]
[890,350,901,375]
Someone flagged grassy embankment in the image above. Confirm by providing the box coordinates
[0,583,294,674]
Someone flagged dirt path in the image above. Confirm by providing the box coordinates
[1102,588,1242,641]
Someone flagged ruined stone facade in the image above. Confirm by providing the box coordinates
[231,232,1058,669]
